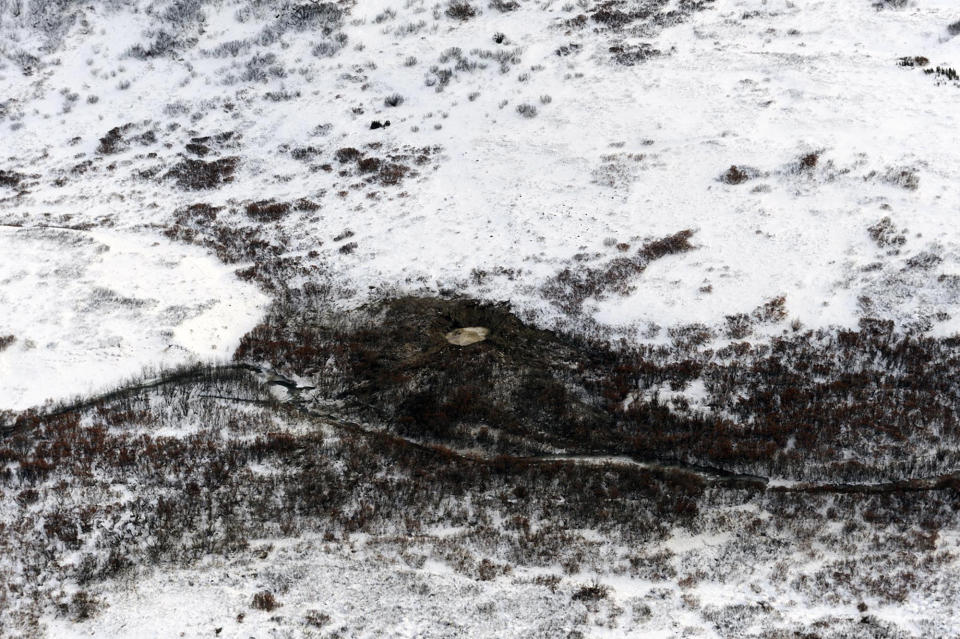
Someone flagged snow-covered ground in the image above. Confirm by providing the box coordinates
[0,225,267,410]
[5,0,960,636]
[3,0,960,411]
[6,379,958,639]
[40,536,584,639]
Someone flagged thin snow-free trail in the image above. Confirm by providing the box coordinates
[10,362,956,496]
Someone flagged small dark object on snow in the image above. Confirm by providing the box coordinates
[370,120,391,130]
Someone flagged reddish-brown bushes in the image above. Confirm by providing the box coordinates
[543,230,696,313]
[251,591,280,611]
[165,157,239,190]
[335,147,362,163]
[332,145,429,187]
[572,581,610,601]
[245,200,292,222]
[719,165,752,184]
[97,124,133,154]
[358,157,381,173]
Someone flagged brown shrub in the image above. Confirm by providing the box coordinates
[70,591,100,621]
[867,217,906,248]
[245,200,292,222]
[378,162,409,185]
[251,590,280,611]
[572,581,610,601]
[0,169,24,188]
[719,165,753,185]
[543,230,695,313]
[335,147,362,163]
[358,157,382,173]
[165,157,239,190]
[446,1,477,20]
[97,124,133,154]
[752,296,787,323]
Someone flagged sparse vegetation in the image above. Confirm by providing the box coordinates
[880,166,919,190]
[1,289,960,634]
[516,103,538,118]
[924,66,960,83]
[4,295,960,634]
[0,170,23,188]
[446,1,478,20]
[719,165,757,185]
[543,230,696,313]
[164,157,239,190]
[898,56,929,67]
[251,591,280,611]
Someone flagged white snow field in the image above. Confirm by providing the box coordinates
[2,0,960,381]
[0,226,267,410]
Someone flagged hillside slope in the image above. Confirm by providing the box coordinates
[4,0,960,637]
[3,0,960,408]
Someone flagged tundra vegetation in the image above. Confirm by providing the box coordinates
[4,297,960,636]
[3,0,960,636]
